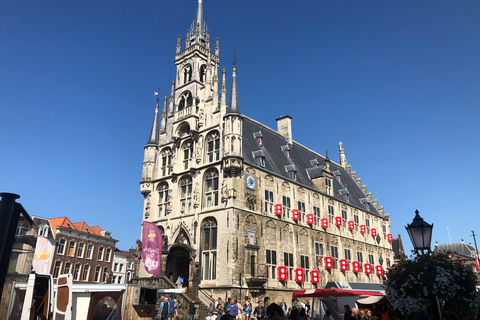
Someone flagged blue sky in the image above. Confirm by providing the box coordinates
[1,0,479,254]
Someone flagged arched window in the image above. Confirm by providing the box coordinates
[157,183,169,217]
[202,218,217,280]
[182,140,194,170]
[178,91,193,111]
[183,64,192,84]
[161,148,172,176]
[179,176,193,213]
[200,64,206,83]
[206,131,220,162]
[204,170,219,208]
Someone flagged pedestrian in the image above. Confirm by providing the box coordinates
[160,298,170,320]
[189,299,197,320]
[280,300,287,316]
[215,298,223,308]
[266,303,285,320]
[168,296,176,320]
[322,311,331,320]
[244,301,251,320]
[347,308,359,320]
[213,303,224,318]
[227,298,239,317]
[304,301,310,320]
[253,301,265,320]
[344,305,351,320]
[236,299,244,320]
[361,309,373,320]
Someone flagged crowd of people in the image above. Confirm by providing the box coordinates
[202,298,312,320]
[159,296,391,320]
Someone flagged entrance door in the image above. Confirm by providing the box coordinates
[166,247,191,290]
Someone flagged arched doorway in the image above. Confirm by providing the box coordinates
[165,243,194,290]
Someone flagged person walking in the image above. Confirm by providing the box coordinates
[189,300,197,320]
[227,299,239,317]
[244,301,251,320]
[160,298,170,320]
[253,301,265,320]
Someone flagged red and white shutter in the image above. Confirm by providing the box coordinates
[364,263,372,274]
[360,225,366,234]
[387,234,393,241]
[311,270,319,283]
[278,266,288,281]
[376,265,383,276]
[325,257,333,269]
[352,261,360,273]
[340,259,348,271]
[335,217,342,226]
[292,209,299,220]
[371,228,377,237]
[348,221,355,230]
[275,204,283,216]
[321,218,328,228]
[295,268,304,282]
[307,214,314,225]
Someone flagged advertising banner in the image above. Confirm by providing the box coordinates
[141,221,163,277]
[32,236,55,274]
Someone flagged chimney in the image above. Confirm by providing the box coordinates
[276,115,293,144]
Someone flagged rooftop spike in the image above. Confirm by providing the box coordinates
[146,93,160,146]
[226,51,240,115]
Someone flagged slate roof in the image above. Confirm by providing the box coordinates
[433,242,478,259]
[242,116,385,219]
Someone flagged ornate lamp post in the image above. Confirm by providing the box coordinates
[405,210,433,255]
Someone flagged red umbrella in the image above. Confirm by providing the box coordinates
[292,287,384,298]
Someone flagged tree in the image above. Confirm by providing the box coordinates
[384,252,480,318]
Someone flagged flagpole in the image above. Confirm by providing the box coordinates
[471,230,479,256]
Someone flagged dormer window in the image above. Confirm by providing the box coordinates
[325,178,332,195]
[333,170,341,182]
[67,224,72,229]
[285,164,297,181]
[339,188,350,202]
[360,198,371,211]
[310,159,319,167]
[253,150,266,168]
[253,131,263,146]
[39,224,49,237]
[281,145,291,158]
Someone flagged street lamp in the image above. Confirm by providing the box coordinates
[405,210,433,254]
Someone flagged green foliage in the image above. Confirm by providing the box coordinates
[384,252,480,318]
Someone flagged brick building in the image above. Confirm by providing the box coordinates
[49,217,117,283]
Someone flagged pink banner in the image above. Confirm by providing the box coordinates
[141,221,163,277]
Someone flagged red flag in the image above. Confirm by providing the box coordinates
[476,256,480,274]
[142,221,163,277]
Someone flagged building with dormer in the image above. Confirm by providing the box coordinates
[138,0,395,304]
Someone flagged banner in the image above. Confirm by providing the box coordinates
[32,236,55,274]
[141,221,163,277]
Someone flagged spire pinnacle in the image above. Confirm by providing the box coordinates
[146,92,160,146]
[190,0,206,46]
[227,52,240,115]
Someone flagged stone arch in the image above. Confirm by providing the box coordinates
[176,122,191,137]
[178,90,193,110]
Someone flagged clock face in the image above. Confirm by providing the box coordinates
[246,174,256,190]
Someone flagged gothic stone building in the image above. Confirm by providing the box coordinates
[138,0,394,304]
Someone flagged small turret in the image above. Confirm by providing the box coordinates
[339,142,348,168]
[168,80,175,118]
[220,68,227,113]
[160,96,167,134]
[146,101,160,146]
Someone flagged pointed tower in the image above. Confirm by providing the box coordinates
[223,65,243,175]
[141,102,159,196]
[172,0,220,133]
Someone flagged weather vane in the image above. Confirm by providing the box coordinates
[233,50,237,68]
[154,88,162,104]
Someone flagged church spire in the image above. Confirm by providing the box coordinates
[226,52,240,115]
[146,94,160,146]
[190,0,206,46]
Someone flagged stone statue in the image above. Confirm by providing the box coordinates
[193,182,200,207]
[135,239,142,258]
[221,179,228,201]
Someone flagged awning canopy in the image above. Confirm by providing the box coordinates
[356,295,385,305]
[292,287,384,298]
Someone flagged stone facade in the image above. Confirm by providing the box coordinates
[138,0,394,306]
